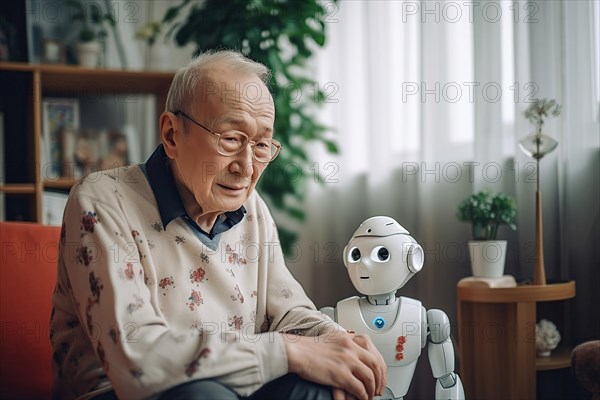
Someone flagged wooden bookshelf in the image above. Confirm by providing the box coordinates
[0,184,36,194]
[0,62,173,222]
[43,178,79,190]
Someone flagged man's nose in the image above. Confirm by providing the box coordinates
[230,146,254,177]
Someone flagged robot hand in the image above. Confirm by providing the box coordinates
[435,373,465,400]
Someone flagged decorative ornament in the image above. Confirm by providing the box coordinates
[519,99,561,285]
[536,319,561,357]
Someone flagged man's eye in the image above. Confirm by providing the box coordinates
[256,141,270,148]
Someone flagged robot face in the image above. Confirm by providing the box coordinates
[343,216,424,295]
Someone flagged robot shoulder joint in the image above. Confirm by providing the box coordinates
[427,309,451,344]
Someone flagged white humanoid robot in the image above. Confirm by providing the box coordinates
[322,216,465,400]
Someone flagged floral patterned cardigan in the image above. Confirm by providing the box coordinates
[50,160,336,400]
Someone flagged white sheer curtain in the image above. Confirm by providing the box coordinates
[289,1,599,397]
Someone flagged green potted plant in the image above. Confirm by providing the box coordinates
[457,191,517,277]
[65,0,115,67]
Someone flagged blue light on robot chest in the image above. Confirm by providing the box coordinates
[373,316,386,329]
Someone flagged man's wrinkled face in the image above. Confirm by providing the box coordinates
[173,69,275,215]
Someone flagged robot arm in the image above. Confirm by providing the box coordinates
[321,306,336,322]
[426,309,465,400]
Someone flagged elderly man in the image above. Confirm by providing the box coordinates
[50,50,386,400]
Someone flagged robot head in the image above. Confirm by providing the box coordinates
[343,216,424,296]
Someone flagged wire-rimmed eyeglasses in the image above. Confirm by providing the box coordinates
[175,110,281,163]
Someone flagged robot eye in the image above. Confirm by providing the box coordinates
[371,246,390,262]
[378,247,390,261]
[349,247,361,262]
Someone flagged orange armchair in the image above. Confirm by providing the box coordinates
[0,222,60,399]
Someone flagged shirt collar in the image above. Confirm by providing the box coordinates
[142,144,246,235]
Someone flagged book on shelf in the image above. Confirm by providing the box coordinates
[74,129,130,175]
[42,98,80,179]
[41,97,134,183]
[42,190,69,226]
[458,275,517,288]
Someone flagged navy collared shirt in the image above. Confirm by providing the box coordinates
[140,144,246,240]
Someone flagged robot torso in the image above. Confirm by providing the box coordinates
[336,295,427,399]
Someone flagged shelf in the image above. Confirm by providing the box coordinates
[536,346,573,371]
[457,281,576,303]
[0,62,173,95]
[0,184,36,194]
[44,179,78,190]
[0,180,80,193]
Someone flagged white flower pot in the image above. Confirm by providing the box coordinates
[76,41,102,68]
[148,43,171,71]
[468,240,507,278]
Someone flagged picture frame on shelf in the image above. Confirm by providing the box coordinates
[42,98,80,179]
[99,130,129,171]
[73,129,131,177]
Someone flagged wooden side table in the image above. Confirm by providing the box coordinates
[457,281,576,399]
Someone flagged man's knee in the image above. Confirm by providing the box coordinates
[156,379,239,400]
[256,373,332,400]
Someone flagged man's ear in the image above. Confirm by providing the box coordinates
[160,111,180,159]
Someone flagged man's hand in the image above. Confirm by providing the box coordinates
[350,332,387,396]
[332,387,357,400]
[283,329,387,400]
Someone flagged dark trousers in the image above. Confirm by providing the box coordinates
[93,373,333,400]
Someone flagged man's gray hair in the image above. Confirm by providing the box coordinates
[165,49,271,114]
